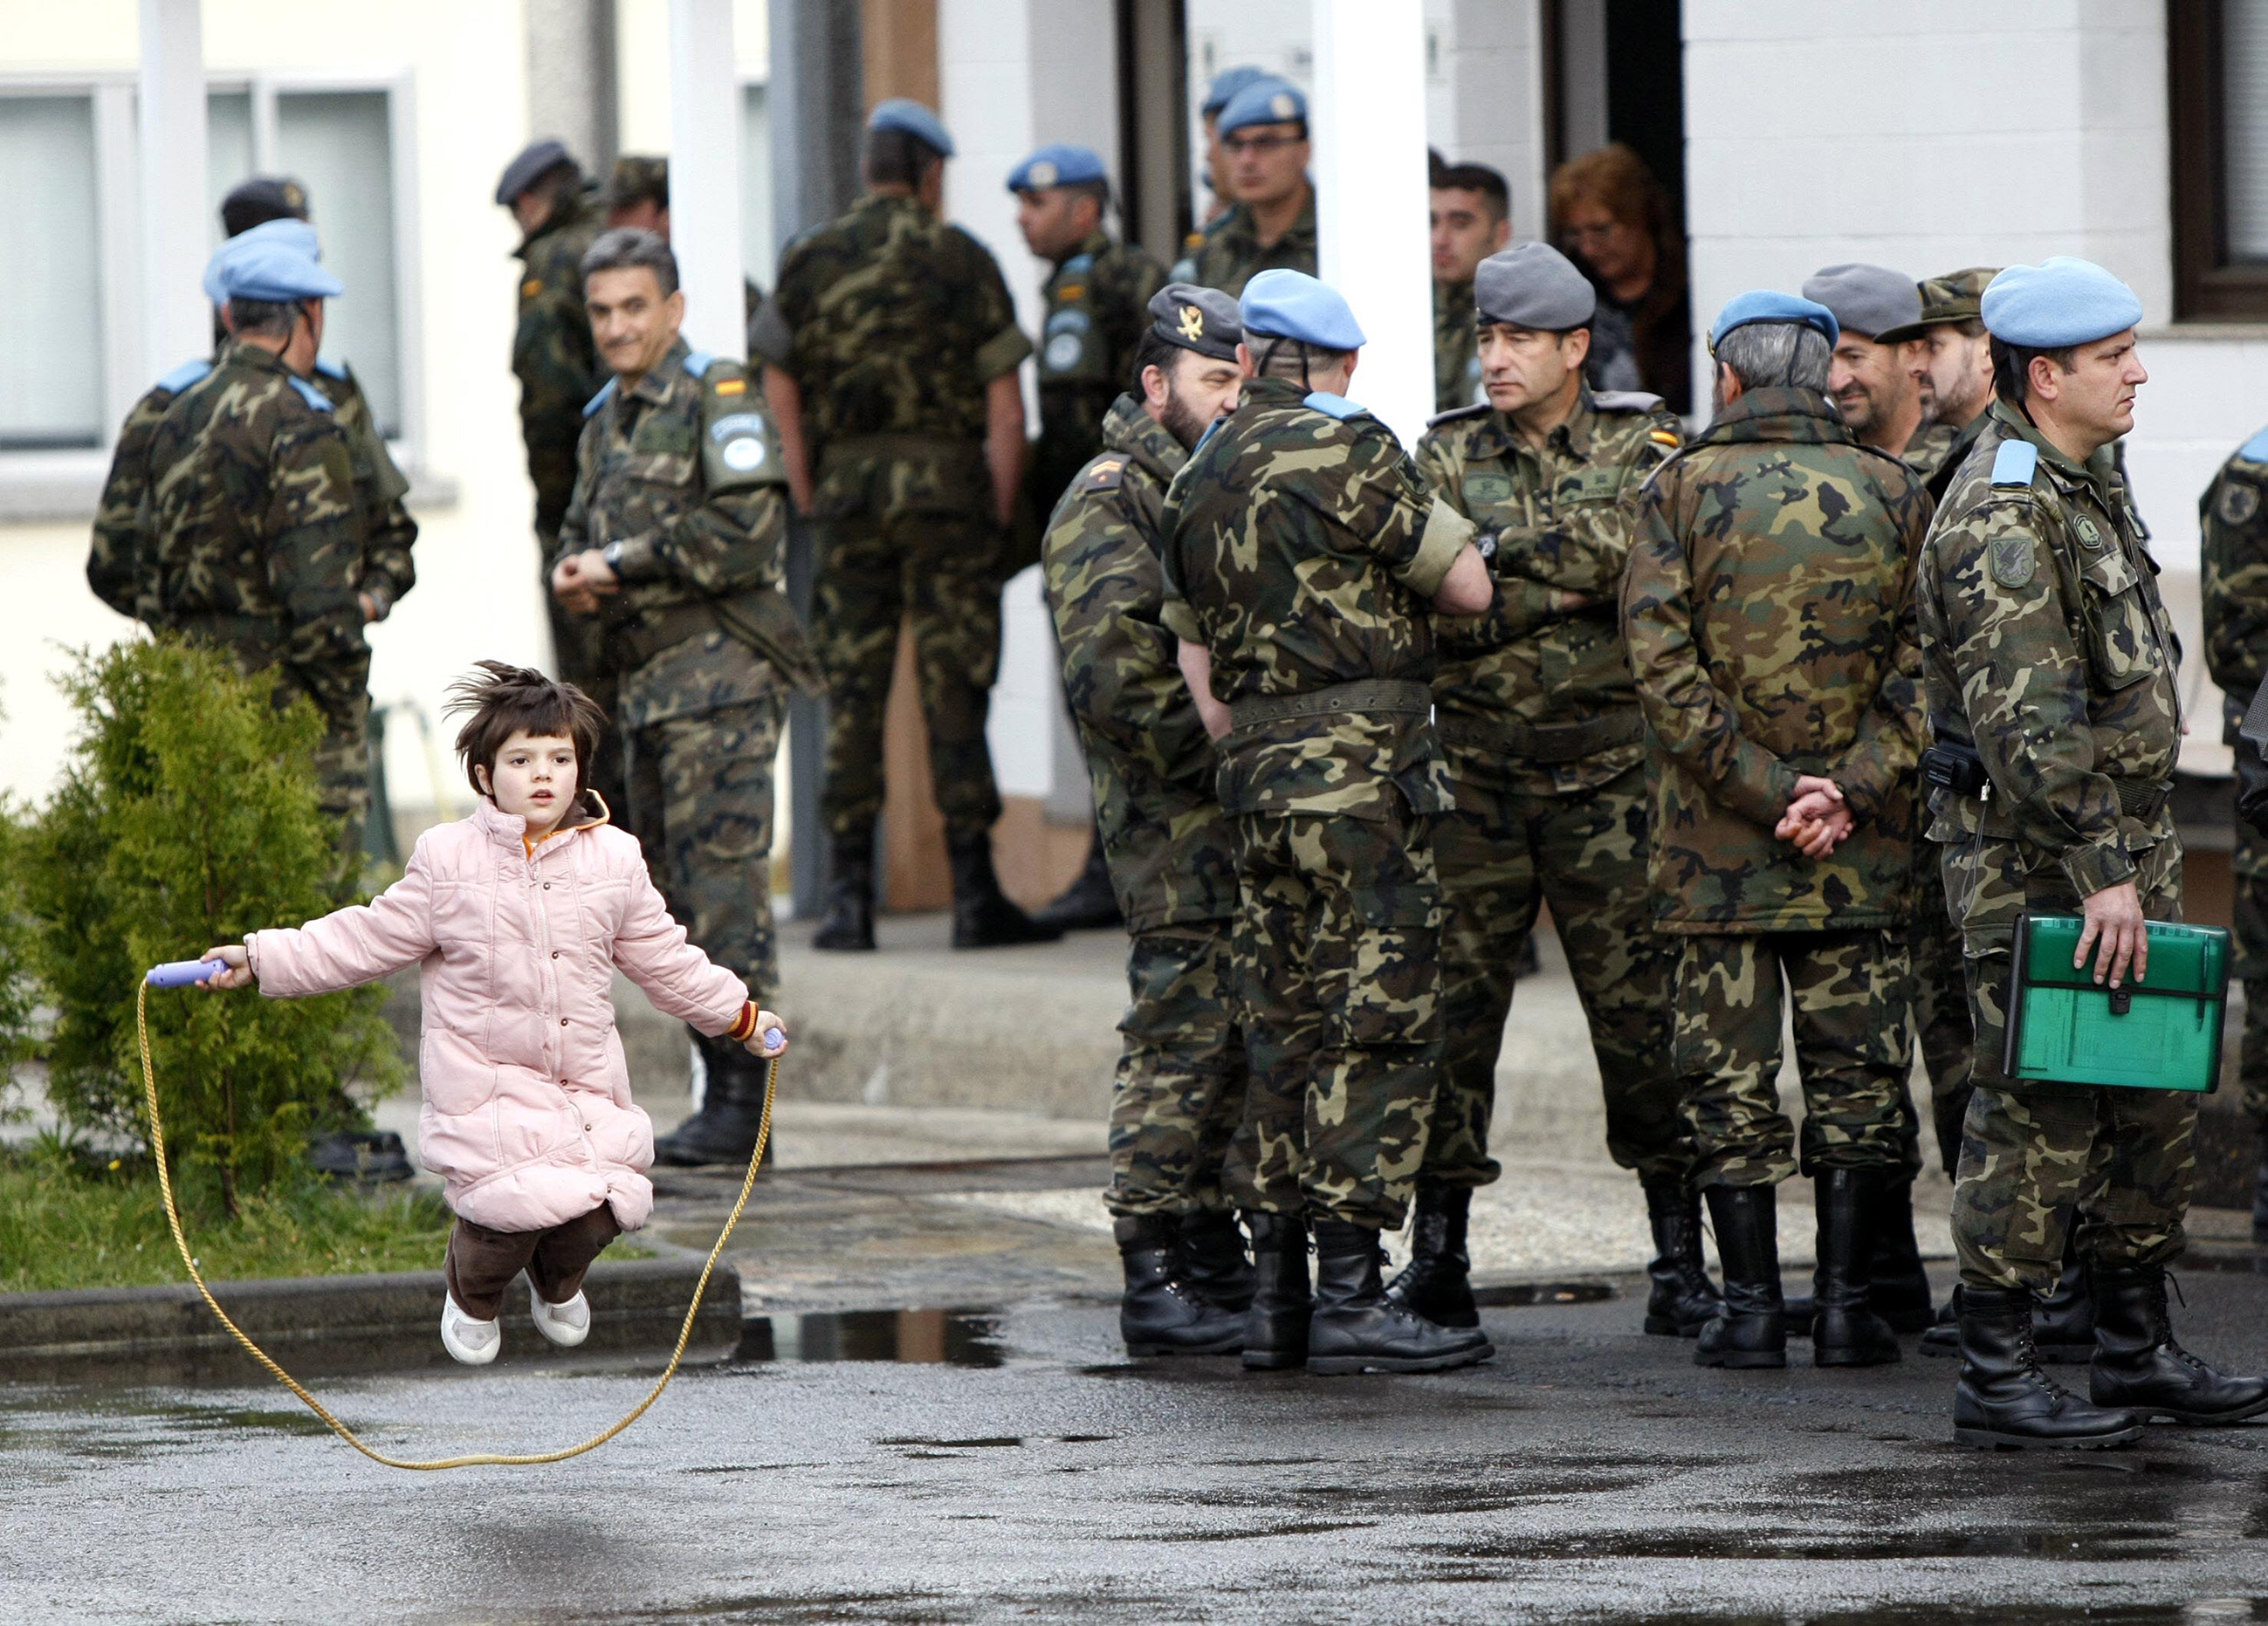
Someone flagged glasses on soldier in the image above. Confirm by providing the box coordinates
[1224,132,1301,156]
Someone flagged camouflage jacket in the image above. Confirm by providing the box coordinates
[1188,189,1318,298]
[1415,388,1682,793]
[1041,395,1237,930]
[557,339,810,729]
[143,340,368,727]
[1433,278,1482,414]
[1918,409,1990,509]
[1902,418,1962,489]
[512,188,608,539]
[755,191,1030,515]
[1158,374,1474,821]
[2201,426,2268,710]
[91,355,416,626]
[1031,230,1165,515]
[1623,384,1929,931]
[1917,400,2183,900]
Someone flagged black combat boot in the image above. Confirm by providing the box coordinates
[1177,1210,1255,1312]
[1919,1289,1962,1358]
[1384,1183,1479,1329]
[1031,834,1123,933]
[1811,1169,1901,1367]
[1953,1286,2142,1450]
[946,832,1062,949]
[1114,1215,1244,1356]
[1924,1238,2093,1360]
[1695,1183,1786,1369]
[1641,1178,1721,1337]
[2088,1266,2268,1425]
[654,1033,778,1167]
[811,830,876,952]
[1242,1211,1313,1370]
[1868,1174,1938,1333]
[1306,1219,1494,1376]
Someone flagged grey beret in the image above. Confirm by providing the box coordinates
[495,139,575,206]
[1474,244,1596,331]
[1799,263,1921,341]
[1148,283,1241,361]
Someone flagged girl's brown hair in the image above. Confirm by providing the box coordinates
[444,661,608,801]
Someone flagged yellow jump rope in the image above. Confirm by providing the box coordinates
[134,966,775,1471]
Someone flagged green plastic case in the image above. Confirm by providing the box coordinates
[2004,913,2229,1093]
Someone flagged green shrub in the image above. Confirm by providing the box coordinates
[0,792,38,1121]
[17,640,403,1215]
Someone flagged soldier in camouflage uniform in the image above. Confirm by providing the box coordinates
[496,140,620,818]
[2201,424,2268,1241]
[1390,244,1712,1342]
[1043,285,1251,1357]
[753,99,1055,954]
[1186,79,1317,298]
[142,240,374,851]
[602,154,766,328]
[1160,269,1495,1376]
[1624,290,1930,1374]
[1427,161,1510,414]
[1920,257,2268,1449]
[548,229,814,1169]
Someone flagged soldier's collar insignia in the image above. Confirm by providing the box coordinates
[2071,512,2105,551]
[1990,532,2037,590]
[2221,481,2261,527]
[1179,306,1205,342]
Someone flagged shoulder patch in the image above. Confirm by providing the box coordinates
[583,376,619,419]
[2242,423,2268,463]
[1647,428,1680,449]
[288,376,334,413]
[712,375,746,396]
[1990,440,2039,490]
[156,357,213,394]
[1303,391,1368,422]
[1426,401,1490,429]
[1990,531,2037,590]
[312,356,349,382]
[682,349,716,380]
[2221,478,2262,528]
[521,278,544,299]
[1590,389,1667,414]
[1079,456,1126,494]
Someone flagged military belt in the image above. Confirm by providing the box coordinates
[608,592,822,693]
[1435,709,1643,764]
[1228,680,1432,733]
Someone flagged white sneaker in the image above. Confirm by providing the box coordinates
[529,1284,592,1348]
[439,1293,500,1365]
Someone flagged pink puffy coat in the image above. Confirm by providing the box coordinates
[244,796,750,1232]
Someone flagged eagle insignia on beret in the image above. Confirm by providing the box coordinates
[1178,306,1206,342]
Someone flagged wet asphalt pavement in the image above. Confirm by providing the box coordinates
[12,1259,2268,1623]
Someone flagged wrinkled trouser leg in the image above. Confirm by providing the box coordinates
[1110,923,1249,1217]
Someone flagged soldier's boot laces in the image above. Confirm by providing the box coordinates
[1811,1168,1901,1368]
[1306,1219,1493,1376]
[1241,1212,1313,1370]
[1115,1215,1244,1357]
[1031,834,1123,934]
[653,1032,777,1168]
[1640,1178,1721,1337]
[947,833,1062,950]
[811,831,876,952]
[1925,1238,2093,1361]
[1952,1286,2142,1451]
[2086,1266,2268,1425]
[1783,1172,1933,1335]
[1694,1183,1787,1369]
[1177,1210,1255,1313]
[1384,1183,1479,1329]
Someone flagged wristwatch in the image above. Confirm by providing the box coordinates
[601,540,625,573]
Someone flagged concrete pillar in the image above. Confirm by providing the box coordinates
[666,0,746,360]
[137,0,208,381]
[525,0,619,170]
[1309,0,1431,447]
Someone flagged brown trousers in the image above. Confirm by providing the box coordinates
[443,1204,622,1321]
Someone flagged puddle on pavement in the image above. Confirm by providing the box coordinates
[726,1307,1005,1368]
[1473,1281,1613,1308]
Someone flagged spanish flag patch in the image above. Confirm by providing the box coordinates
[713,377,746,396]
[1649,429,1680,448]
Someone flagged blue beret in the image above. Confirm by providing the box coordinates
[868,98,954,159]
[494,139,574,206]
[1217,77,1307,138]
[210,235,341,303]
[1006,143,1106,194]
[1201,65,1269,118]
[1708,290,1838,353]
[1981,257,2142,347]
[203,219,321,304]
[1240,269,1364,351]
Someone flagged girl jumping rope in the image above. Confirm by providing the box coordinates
[197,661,787,1366]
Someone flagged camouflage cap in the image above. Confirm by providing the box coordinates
[605,154,669,212]
[1873,266,1999,343]
[1148,283,1241,360]
[219,175,310,237]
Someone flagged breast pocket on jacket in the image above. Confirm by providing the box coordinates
[2077,545,2161,690]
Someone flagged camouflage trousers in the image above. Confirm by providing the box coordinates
[1942,827,2193,1293]
[1674,930,1914,1189]
[1227,806,1443,1230]
[2231,830,2268,1128]
[621,694,784,998]
[1106,923,1249,1218]
[813,508,1005,841]
[1902,844,1977,1177]
[541,531,627,837]
[1423,751,1686,1189]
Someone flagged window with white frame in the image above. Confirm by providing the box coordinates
[0,72,419,485]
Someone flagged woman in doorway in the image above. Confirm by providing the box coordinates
[1549,142,1693,415]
